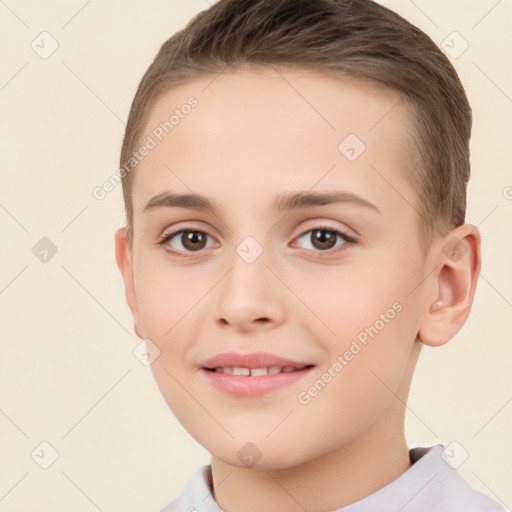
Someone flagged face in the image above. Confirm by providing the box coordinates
[119,67,433,469]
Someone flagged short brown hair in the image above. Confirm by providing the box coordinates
[120,0,472,252]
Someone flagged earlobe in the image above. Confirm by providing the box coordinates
[418,224,481,347]
[115,227,144,339]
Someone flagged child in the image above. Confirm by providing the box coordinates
[115,0,506,510]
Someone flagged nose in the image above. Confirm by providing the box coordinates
[214,241,286,332]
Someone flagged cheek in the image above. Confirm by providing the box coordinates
[300,251,420,385]
[134,262,199,359]
[135,267,201,417]
[297,260,403,337]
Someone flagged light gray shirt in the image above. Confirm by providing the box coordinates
[160,444,507,511]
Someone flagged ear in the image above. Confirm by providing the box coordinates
[115,227,144,339]
[418,224,481,347]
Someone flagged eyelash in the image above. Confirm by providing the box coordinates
[157,225,357,258]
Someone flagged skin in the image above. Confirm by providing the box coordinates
[115,67,481,511]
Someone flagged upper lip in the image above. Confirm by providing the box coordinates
[200,351,315,370]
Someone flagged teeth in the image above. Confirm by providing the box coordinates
[213,366,303,376]
[250,368,269,376]
[232,367,250,376]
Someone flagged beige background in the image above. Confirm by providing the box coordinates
[0,0,511,510]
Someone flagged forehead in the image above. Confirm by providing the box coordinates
[142,66,406,143]
[132,66,414,217]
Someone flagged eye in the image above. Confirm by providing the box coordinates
[157,225,356,257]
[294,226,356,253]
[157,229,216,256]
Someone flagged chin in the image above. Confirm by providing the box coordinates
[207,437,313,471]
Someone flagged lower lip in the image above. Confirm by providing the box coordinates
[201,367,315,398]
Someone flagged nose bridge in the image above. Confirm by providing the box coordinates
[214,231,285,328]
[225,233,273,296]
[235,233,266,267]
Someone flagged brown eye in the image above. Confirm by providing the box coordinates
[295,227,354,253]
[159,229,214,254]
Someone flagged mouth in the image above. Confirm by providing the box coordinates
[199,351,316,397]
[200,363,316,397]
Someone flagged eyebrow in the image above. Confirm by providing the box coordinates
[143,190,380,214]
